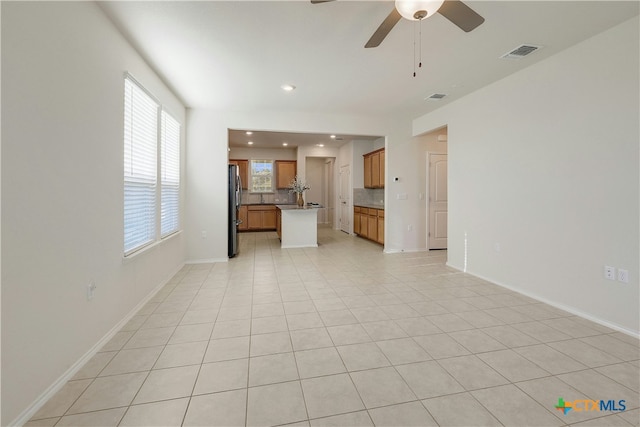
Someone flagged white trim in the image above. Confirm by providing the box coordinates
[9,263,185,427]
[383,248,429,254]
[186,257,228,264]
[446,263,640,338]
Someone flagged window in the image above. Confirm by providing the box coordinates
[123,75,181,255]
[250,159,274,193]
[161,111,180,237]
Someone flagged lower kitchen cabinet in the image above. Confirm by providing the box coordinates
[246,205,277,230]
[238,205,248,231]
[354,206,384,245]
[276,208,282,239]
[376,210,384,244]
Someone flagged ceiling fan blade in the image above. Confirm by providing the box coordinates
[310,0,335,3]
[438,0,484,32]
[365,8,402,48]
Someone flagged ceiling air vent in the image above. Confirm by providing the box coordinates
[500,44,542,60]
[426,93,447,101]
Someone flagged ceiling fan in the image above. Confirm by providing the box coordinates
[311,0,485,48]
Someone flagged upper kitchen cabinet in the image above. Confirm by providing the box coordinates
[363,148,385,188]
[275,160,297,189]
[229,159,249,189]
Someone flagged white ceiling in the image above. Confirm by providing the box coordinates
[99,0,638,120]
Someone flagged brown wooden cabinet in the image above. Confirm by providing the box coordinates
[363,148,385,189]
[363,155,372,188]
[376,209,384,244]
[229,159,249,189]
[247,205,277,230]
[360,212,369,238]
[367,208,378,242]
[371,152,380,189]
[276,208,282,239]
[238,205,248,231]
[353,205,384,245]
[379,150,385,187]
[275,160,297,189]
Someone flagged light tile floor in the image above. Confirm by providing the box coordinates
[27,227,640,426]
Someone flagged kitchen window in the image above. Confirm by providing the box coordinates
[250,159,274,193]
[123,75,181,256]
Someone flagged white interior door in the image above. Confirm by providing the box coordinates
[428,153,448,249]
[339,165,350,233]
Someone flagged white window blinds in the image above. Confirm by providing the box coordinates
[124,77,159,255]
[161,110,180,237]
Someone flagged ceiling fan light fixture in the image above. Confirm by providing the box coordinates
[395,0,444,21]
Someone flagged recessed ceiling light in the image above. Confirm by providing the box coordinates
[317,144,325,147]
[330,135,336,139]
[282,142,288,146]
[246,131,253,135]
[281,84,296,92]
[247,141,254,145]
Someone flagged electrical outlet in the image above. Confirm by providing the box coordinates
[604,266,616,280]
[87,281,96,301]
[618,269,629,283]
[494,243,501,253]
[201,231,207,239]
[407,224,413,231]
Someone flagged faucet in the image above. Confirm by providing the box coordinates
[260,193,264,204]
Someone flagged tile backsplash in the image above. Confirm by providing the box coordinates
[242,190,295,205]
[353,188,384,207]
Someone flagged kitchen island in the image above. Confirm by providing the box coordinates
[276,204,322,248]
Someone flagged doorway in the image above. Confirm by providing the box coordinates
[427,153,448,250]
[305,157,335,224]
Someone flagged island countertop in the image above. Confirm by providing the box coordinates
[276,204,323,210]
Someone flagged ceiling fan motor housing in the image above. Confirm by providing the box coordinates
[395,0,445,21]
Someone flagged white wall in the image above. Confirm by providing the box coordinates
[186,110,395,261]
[1,3,187,424]
[229,146,297,161]
[382,118,426,251]
[413,17,640,334]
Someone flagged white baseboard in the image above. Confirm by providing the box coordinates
[384,248,429,254]
[10,263,185,427]
[185,257,228,264]
[446,264,640,339]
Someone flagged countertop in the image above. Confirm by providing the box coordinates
[277,204,324,210]
[244,203,295,206]
[354,203,385,210]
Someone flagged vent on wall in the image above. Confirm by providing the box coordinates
[425,93,447,101]
[500,44,542,60]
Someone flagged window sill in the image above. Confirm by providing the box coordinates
[123,230,182,263]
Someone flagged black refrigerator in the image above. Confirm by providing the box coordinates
[228,164,242,257]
